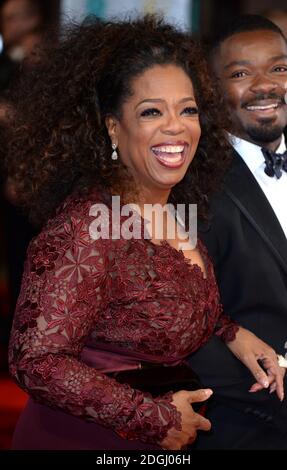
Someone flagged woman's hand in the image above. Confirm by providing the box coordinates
[226,326,285,401]
[159,389,213,450]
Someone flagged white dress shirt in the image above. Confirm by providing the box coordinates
[230,134,287,238]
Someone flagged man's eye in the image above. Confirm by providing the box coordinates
[140,108,161,117]
[181,106,198,116]
[231,71,248,78]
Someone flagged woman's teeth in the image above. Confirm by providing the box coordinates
[152,145,184,153]
[151,145,185,166]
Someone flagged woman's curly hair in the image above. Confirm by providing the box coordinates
[6,14,231,226]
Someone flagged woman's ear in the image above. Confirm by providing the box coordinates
[105,115,118,143]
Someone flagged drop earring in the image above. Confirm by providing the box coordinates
[111,143,118,161]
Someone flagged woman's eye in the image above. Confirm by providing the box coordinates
[140,108,161,117]
[182,106,198,116]
[273,65,287,72]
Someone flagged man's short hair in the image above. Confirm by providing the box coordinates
[212,14,287,56]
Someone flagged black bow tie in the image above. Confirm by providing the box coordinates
[261,147,287,179]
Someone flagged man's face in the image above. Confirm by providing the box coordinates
[214,30,287,146]
[1,0,41,48]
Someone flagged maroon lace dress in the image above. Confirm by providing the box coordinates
[9,190,238,450]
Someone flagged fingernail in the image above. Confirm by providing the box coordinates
[262,380,269,388]
[204,389,213,396]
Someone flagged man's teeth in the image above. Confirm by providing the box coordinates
[246,103,279,110]
[152,145,184,153]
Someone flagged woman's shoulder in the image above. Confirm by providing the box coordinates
[57,187,110,216]
[29,187,112,253]
[43,187,108,228]
[20,189,114,296]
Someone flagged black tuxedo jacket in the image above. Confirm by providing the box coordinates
[189,148,287,432]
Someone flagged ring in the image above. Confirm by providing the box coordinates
[277,355,287,368]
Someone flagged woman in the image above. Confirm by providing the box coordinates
[7,15,284,450]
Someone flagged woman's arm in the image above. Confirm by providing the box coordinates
[9,208,181,446]
[215,311,285,401]
[226,326,285,401]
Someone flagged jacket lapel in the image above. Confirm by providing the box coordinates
[225,150,287,275]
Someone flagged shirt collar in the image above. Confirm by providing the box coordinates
[229,133,287,173]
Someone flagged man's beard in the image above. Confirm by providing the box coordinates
[240,91,286,144]
[244,121,283,144]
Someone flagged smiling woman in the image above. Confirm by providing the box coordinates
[6,14,284,451]
[105,64,201,195]
[6,15,230,226]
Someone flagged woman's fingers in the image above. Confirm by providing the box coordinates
[248,359,285,400]
[260,356,285,401]
[244,356,270,389]
[249,382,265,393]
[177,389,213,432]
[267,366,285,401]
[225,327,285,400]
[161,389,213,450]
[186,389,213,432]
[187,388,213,404]
[194,413,212,432]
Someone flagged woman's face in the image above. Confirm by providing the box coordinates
[106,64,201,201]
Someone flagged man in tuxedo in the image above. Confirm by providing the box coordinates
[189,15,287,449]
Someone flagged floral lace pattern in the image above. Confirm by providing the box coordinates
[9,190,238,445]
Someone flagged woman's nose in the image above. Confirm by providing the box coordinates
[161,113,185,134]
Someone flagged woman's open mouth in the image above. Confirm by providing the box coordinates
[151,142,188,169]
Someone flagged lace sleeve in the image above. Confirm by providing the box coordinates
[214,303,239,343]
[8,207,181,445]
[198,238,239,344]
